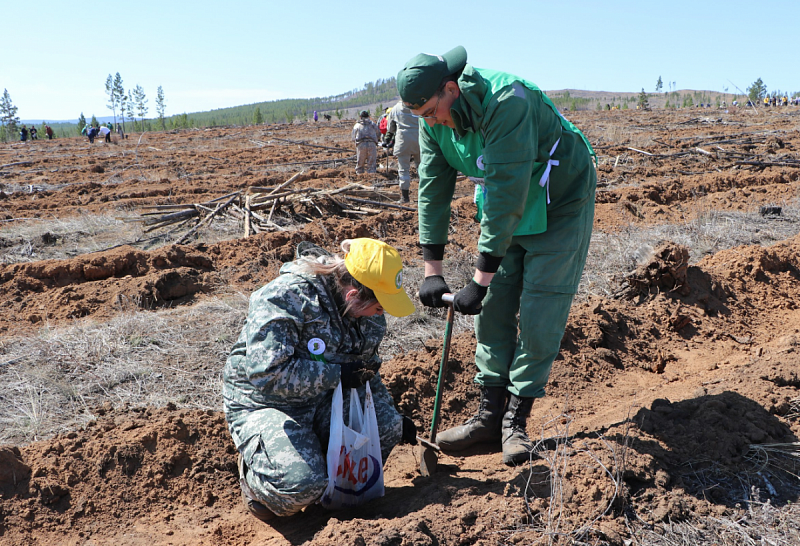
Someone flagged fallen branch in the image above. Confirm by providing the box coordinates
[0,217,38,223]
[735,160,800,168]
[256,156,356,169]
[0,161,34,168]
[143,209,198,227]
[342,196,415,211]
[244,195,252,238]
[250,189,310,208]
[261,136,352,153]
[176,194,238,244]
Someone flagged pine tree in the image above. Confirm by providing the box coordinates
[127,91,136,131]
[133,85,148,129]
[656,76,663,93]
[90,114,98,127]
[113,73,126,134]
[156,86,166,130]
[637,88,650,110]
[105,74,118,128]
[78,113,87,134]
[747,78,767,103]
[253,106,263,125]
[0,88,21,142]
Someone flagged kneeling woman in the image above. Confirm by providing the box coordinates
[223,238,417,520]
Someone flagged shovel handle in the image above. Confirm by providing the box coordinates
[429,294,455,443]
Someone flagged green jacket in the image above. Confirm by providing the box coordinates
[418,65,595,258]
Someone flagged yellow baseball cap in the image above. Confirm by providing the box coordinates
[344,238,416,317]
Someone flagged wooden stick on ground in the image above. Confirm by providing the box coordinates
[262,136,352,153]
[142,209,199,227]
[0,161,34,169]
[244,195,252,238]
[176,194,238,244]
[342,196,416,212]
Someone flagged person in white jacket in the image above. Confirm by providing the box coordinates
[351,111,381,174]
[386,101,421,203]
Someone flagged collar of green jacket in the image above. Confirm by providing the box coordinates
[449,65,486,138]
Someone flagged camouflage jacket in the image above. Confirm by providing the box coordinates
[222,258,386,422]
[351,119,380,144]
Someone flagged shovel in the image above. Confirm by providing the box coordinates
[417,293,454,477]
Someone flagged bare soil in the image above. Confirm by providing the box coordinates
[1,108,800,545]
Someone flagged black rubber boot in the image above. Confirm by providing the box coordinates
[435,386,507,452]
[502,394,535,466]
[399,189,410,203]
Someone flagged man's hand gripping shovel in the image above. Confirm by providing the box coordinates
[417,293,454,477]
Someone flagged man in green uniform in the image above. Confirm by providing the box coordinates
[397,46,596,465]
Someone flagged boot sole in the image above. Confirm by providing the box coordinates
[437,434,502,453]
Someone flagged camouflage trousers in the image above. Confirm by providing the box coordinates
[355,142,377,174]
[395,151,418,191]
[228,376,402,517]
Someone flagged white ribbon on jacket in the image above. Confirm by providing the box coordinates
[539,137,561,205]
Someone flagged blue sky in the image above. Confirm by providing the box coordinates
[3,0,796,122]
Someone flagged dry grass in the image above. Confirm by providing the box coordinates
[0,207,263,264]
[629,498,800,545]
[382,247,476,360]
[0,294,247,445]
[578,200,800,300]
[0,212,144,264]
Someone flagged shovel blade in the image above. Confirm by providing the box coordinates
[419,445,438,477]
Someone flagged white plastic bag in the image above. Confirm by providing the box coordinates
[321,381,384,509]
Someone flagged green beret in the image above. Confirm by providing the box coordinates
[397,46,467,110]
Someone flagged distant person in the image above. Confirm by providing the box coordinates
[385,101,420,204]
[313,110,318,122]
[20,126,28,142]
[45,125,53,140]
[29,126,37,140]
[87,126,98,143]
[106,122,113,131]
[377,107,391,140]
[351,110,380,174]
[99,125,112,143]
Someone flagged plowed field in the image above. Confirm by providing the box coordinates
[1,106,800,545]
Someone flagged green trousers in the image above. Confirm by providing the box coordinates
[474,163,596,398]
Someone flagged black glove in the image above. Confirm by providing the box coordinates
[401,416,418,445]
[419,275,451,308]
[453,280,488,315]
[339,360,375,389]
